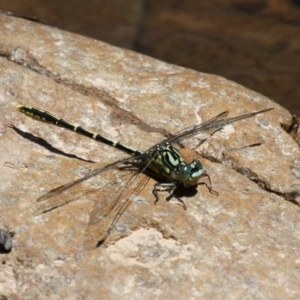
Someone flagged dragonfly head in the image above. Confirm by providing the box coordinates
[177,159,204,186]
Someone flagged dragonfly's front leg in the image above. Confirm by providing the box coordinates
[198,172,219,196]
[153,182,187,210]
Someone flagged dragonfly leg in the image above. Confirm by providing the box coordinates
[153,182,187,210]
[199,172,219,196]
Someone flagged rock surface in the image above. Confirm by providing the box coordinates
[0,0,300,115]
[0,14,300,299]
[138,1,300,116]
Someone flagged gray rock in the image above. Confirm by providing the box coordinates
[0,13,299,300]
[0,229,12,251]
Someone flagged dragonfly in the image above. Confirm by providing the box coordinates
[16,104,273,248]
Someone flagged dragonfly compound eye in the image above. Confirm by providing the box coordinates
[178,160,204,185]
[190,159,203,179]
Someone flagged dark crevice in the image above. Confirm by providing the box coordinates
[236,165,300,206]
[281,114,300,146]
[201,151,300,207]
[1,47,170,140]
[252,177,300,206]
[0,9,51,25]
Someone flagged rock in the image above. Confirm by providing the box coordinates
[0,229,13,252]
[282,114,300,147]
[137,1,300,115]
[1,1,300,115]
[0,14,299,299]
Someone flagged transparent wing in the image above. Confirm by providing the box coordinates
[33,155,150,249]
[83,170,150,249]
[34,155,139,215]
[151,108,273,150]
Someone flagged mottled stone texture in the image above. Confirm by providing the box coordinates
[0,0,299,116]
[0,15,299,299]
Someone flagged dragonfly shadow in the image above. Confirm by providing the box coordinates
[171,184,198,200]
[157,179,217,210]
[152,182,199,210]
[10,125,95,163]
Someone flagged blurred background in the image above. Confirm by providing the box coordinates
[1,0,299,115]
